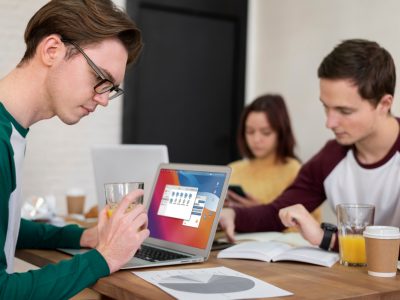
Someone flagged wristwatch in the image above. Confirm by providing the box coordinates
[319,222,338,251]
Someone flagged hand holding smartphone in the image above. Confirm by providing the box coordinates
[228,185,246,197]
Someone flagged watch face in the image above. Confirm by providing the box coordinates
[321,222,338,232]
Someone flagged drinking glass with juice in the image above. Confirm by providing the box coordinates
[104,182,144,218]
[336,203,375,266]
[338,234,366,265]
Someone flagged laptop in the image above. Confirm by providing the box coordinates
[59,163,231,269]
[91,144,168,208]
[123,163,231,269]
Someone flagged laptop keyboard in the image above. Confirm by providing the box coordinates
[135,245,190,262]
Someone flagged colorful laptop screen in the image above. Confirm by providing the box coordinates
[147,168,227,249]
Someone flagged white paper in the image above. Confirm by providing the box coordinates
[234,232,311,247]
[133,266,292,299]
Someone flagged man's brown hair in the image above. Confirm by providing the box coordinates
[318,39,396,106]
[20,0,142,66]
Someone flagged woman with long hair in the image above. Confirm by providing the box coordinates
[227,94,321,222]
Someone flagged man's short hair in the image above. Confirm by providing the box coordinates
[20,0,142,66]
[318,39,396,106]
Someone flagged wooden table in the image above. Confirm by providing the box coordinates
[16,249,400,300]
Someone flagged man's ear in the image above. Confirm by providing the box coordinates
[37,34,65,67]
[377,94,393,114]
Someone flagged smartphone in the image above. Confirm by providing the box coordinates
[211,240,235,251]
[228,185,247,197]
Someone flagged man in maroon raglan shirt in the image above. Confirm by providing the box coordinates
[220,39,400,253]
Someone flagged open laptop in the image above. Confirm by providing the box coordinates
[122,163,231,269]
[91,144,168,207]
[60,163,231,269]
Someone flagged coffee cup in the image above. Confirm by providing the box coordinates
[66,188,85,215]
[363,226,400,277]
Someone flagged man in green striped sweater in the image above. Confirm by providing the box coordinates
[0,0,149,298]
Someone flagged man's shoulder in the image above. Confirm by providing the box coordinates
[0,119,13,148]
[0,106,13,138]
[0,116,14,163]
[316,139,349,159]
[303,139,350,176]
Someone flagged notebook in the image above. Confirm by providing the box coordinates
[91,144,169,207]
[60,163,231,270]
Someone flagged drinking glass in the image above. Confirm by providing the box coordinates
[104,182,144,218]
[336,203,375,266]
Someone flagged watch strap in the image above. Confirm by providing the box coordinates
[319,228,334,250]
[319,223,337,251]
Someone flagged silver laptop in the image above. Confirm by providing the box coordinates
[122,163,231,269]
[91,144,168,208]
[60,163,231,269]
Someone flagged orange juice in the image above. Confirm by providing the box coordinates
[106,206,116,218]
[338,234,366,265]
[106,204,135,218]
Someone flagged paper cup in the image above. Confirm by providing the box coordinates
[363,226,400,277]
[66,188,85,215]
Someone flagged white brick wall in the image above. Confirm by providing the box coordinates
[0,0,126,214]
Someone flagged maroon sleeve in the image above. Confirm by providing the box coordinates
[234,140,349,232]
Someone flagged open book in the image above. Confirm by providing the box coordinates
[217,240,339,267]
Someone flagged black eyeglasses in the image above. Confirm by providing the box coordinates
[62,39,124,100]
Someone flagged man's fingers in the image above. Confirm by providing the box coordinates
[225,225,236,243]
[138,228,150,243]
[112,189,144,219]
[279,209,297,227]
[98,206,108,230]
[130,212,148,232]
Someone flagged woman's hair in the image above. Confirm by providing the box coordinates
[19,0,142,66]
[237,94,298,163]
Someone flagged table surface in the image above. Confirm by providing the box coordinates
[16,248,400,300]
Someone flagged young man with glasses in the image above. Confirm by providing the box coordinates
[220,39,400,253]
[0,0,148,298]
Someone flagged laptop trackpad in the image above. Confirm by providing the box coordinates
[121,257,153,269]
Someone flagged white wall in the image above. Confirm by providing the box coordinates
[246,0,400,222]
[0,0,126,214]
[2,0,400,219]
[247,0,400,161]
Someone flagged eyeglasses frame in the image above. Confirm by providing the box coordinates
[61,39,124,100]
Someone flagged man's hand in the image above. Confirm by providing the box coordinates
[279,204,323,246]
[96,189,149,273]
[80,226,98,248]
[225,190,260,208]
[219,208,236,243]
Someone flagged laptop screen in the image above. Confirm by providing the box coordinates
[147,168,227,249]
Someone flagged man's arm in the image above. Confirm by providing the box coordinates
[2,192,149,299]
[232,140,347,233]
[17,219,84,249]
[0,249,109,299]
[279,204,338,250]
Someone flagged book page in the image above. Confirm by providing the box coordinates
[217,241,292,262]
[233,232,311,247]
[272,246,339,267]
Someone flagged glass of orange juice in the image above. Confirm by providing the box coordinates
[104,182,144,218]
[336,203,375,266]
